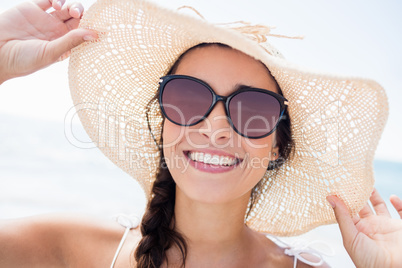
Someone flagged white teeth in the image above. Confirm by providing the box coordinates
[188,152,237,166]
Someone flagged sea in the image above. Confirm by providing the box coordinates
[1,114,401,267]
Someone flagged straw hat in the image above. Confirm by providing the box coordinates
[68,0,388,236]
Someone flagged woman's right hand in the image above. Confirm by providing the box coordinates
[0,0,97,84]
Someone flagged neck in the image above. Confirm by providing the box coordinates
[172,187,252,261]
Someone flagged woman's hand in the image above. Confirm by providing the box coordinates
[0,0,97,84]
[327,189,402,268]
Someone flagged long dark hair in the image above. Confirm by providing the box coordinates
[134,43,294,268]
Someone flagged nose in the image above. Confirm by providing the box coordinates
[197,101,232,141]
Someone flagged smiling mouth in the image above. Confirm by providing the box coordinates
[184,151,242,167]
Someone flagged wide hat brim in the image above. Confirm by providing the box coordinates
[69,0,388,236]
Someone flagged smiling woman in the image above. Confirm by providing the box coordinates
[135,44,294,266]
[160,44,285,198]
[1,0,402,268]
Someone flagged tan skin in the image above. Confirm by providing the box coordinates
[1,1,402,267]
[0,0,97,84]
[161,45,312,268]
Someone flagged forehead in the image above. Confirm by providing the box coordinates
[173,45,279,95]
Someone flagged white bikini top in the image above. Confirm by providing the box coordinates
[110,215,333,268]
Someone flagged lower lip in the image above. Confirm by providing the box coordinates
[184,152,240,174]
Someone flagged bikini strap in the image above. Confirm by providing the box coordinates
[265,234,335,268]
[110,214,140,268]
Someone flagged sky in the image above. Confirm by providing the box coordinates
[1,0,401,163]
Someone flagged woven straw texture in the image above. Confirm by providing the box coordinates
[68,0,388,236]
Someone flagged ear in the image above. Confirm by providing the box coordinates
[271,146,279,161]
[270,134,279,161]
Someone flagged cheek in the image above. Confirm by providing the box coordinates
[162,120,184,149]
[162,120,186,175]
[242,134,275,176]
[244,135,274,160]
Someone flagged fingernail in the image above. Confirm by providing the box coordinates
[83,35,95,41]
[326,196,336,208]
[56,1,62,8]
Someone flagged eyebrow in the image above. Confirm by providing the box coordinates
[234,84,252,91]
[233,83,280,95]
[206,83,254,96]
[231,84,267,94]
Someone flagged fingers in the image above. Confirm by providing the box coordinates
[390,195,402,219]
[65,17,81,31]
[370,188,392,217]
[46,28,97,62]
[52,0,66,10]
[326,196,358,250]
[33,0,53,10]
[358,189,392,219]
[64,2,84,19]
[34,0,82,20]
[52,2,84,21]
[34,0,66,11]
[358,203,374,218]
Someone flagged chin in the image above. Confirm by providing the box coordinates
[174,175,252,205]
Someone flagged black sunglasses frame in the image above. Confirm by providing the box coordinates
[158,74,288,139]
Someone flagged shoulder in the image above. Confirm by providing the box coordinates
[0,213,142,267]
[52,213,142,267]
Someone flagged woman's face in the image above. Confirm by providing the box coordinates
[163,45,280,204]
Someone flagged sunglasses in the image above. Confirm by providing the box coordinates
[158,75,288,139]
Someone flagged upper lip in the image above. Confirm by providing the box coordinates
[184,149,243,161]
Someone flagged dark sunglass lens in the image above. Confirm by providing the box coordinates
[161,78,213,125]
[229,91,281,138]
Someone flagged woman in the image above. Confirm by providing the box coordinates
[1,0,402,267]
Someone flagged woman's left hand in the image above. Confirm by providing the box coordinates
[327,189,402,268]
